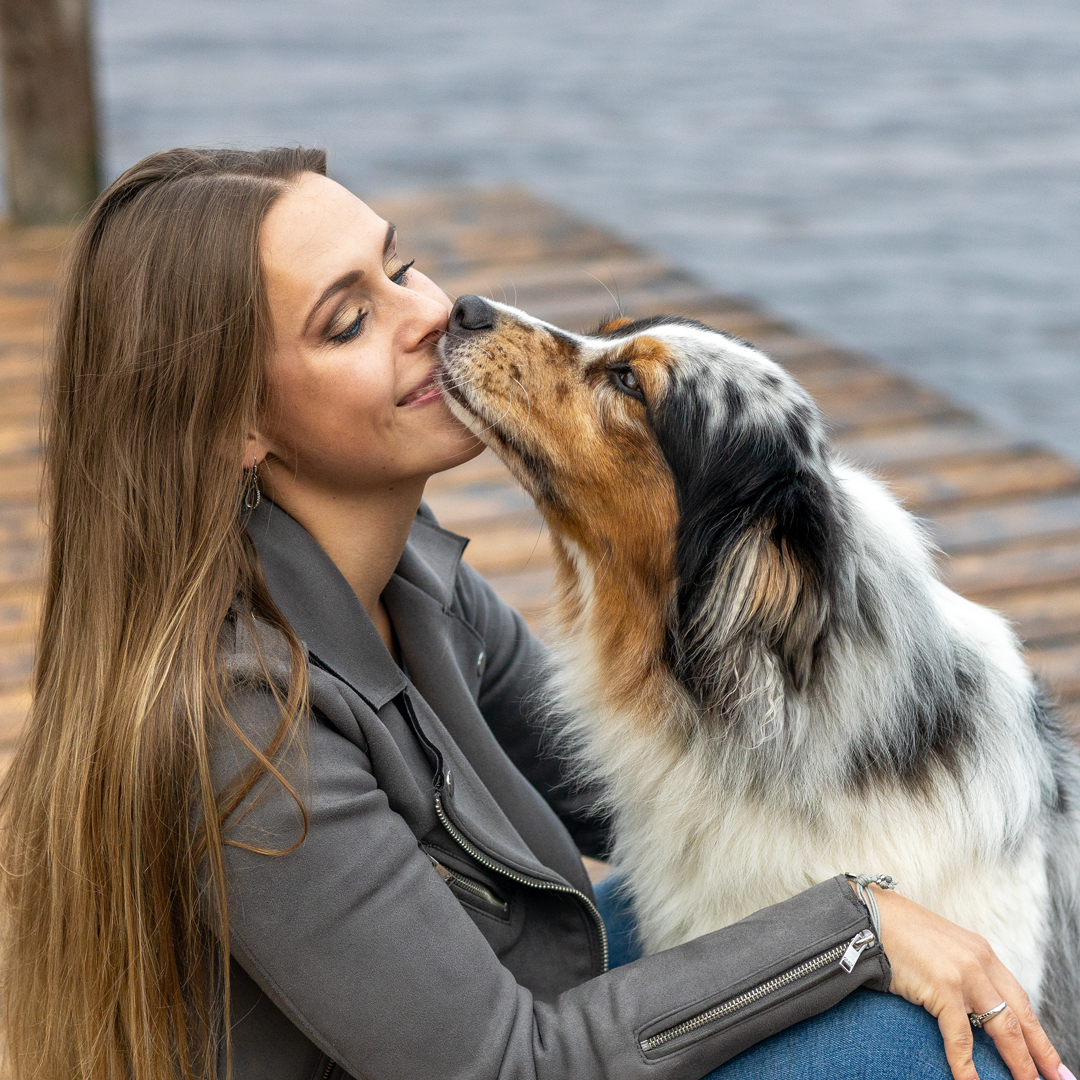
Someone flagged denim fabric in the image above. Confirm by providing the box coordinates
[594,875,1013,1080]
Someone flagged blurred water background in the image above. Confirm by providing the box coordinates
[45,0,1080,456]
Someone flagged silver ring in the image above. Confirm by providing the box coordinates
[969,1001,1008,1028]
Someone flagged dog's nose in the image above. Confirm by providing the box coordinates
[450,294,495,333]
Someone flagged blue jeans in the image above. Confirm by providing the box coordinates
[594,875,1012,1080]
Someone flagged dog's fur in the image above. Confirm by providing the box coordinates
[438,300,1080,1055]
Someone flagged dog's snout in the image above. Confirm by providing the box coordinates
[450,294,495,333]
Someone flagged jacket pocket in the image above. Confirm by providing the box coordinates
[429,855,511,922]
[637,929,880,1059]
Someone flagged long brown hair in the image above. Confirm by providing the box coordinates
[0,146,324,1080]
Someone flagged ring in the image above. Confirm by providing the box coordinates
[969,1001,1008,1028]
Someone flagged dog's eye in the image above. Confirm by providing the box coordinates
[611,366,645,402]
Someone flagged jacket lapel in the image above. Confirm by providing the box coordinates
[244,499,580,888]
[244,498,406,708]
[385,573,586,887]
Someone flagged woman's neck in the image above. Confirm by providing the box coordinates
[262,471,428,653]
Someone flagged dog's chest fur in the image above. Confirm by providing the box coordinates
[546,469,1065,1006]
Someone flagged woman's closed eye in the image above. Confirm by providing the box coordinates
[328,307,366,344]
[388,258,414,286]
[325,258,416,345]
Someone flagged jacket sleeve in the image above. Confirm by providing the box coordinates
[215,683,891,1080]
[450,556,612,858]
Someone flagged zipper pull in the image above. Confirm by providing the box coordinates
[839,928,876,973]
[428,853,452,882]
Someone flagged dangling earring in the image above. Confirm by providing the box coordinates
[244,456,261,510]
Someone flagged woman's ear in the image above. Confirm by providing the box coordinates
[243,431,273,469]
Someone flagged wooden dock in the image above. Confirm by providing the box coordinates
[4,187,1080,766]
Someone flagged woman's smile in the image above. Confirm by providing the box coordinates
[396,369,443,408]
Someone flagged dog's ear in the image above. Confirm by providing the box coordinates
[659,410,839,705]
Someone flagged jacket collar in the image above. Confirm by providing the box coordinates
[243,498,468,710]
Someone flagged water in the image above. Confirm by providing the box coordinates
[82,0,1080,456]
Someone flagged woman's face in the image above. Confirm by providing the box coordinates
[253,171,481,497]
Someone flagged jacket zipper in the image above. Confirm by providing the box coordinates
[394,688,610,972]
[638,928,876,1053]
[435,793,610,972]
[430,856,510,915]
[320,1059,335,1080]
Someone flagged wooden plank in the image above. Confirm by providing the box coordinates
[0,387,40,422]
[0,538,42,588]
[0,685,30,744]
[836,422,1028,470]
[460,521,554,577]
[990,583,1080,645]
[882,449,1080,513]
[0,418,38,459]
[368,187,638,275]
[424,448,517,493]
[745,332,868,367]
[930,494,1080,554]
[0,346,43,377]
[0,580,39,637]
[0,505,42,543]
[479,566,555,624]
[0,458,40,502]
[0,634,32,690]
[5,183,1080,759]
[438,254,695,306]
[945,538,1080,599]
[0,296,48,327]
[0,369,40,393]
[1027,642,1080,700]
[511,283,727,333]
[422,485,536,535]
[815,379,964,436]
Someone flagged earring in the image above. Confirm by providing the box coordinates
[244,456,261,510]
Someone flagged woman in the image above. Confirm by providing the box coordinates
[0,146,1067,1080]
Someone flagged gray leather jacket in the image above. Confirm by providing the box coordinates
[215,499,890,1080]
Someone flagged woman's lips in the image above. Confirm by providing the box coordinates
[397,371,442,408]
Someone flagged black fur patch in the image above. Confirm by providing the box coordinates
[846,650,981,794]
[723,379,746,421]
[651,373,843,700]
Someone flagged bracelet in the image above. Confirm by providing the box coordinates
[844,873,897,941]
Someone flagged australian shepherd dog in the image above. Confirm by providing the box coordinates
[437,294,1080,1053]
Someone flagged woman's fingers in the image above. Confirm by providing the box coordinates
[938,993,1039,1080]
[975,999,1040,1080]
[873,889,1067,1080]
[938,1004,982,1080]
[985,959,1065,1080]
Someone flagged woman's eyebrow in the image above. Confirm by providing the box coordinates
[303,223,397,335]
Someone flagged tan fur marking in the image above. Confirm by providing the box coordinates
[441,315,681,725]
[598,316,634,334]
[750,534,803,634]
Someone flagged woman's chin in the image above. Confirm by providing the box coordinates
[427,428,486,474]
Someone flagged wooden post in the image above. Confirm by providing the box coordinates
[0,0,100,225]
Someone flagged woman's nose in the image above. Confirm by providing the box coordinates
[449,294,495,334]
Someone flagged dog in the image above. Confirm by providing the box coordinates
[437,294,1080,1055]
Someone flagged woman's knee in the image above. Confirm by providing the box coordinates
[594,878,1010,1080]
[702,990,1012,1080]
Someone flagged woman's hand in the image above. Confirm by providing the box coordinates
[872,885,1071,1080]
